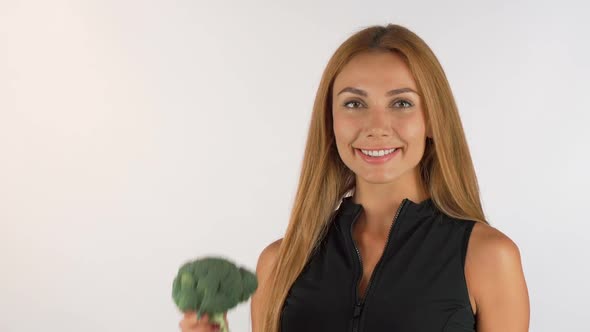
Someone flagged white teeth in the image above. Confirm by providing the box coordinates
[360,148,397,157]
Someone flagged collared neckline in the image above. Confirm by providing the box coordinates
[338,195,437,219]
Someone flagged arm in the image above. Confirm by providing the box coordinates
[251,238,282,332]
[467,223,530,331]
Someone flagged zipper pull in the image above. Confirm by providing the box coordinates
[352,302,363,332]
[353,301,363,317]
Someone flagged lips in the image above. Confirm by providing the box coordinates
[355,147,400,151]
[354,147,401,155]
[354,148,400,164]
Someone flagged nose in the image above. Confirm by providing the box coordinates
[365,107,392,137]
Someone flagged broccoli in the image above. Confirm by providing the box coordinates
[172,256,258,332]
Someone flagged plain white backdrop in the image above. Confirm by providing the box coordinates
[1,0,588,331]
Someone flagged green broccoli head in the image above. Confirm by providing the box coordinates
[172,256,258,332]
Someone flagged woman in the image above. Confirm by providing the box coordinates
[180,23,530,332]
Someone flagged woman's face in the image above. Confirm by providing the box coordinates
[332,50,430,185]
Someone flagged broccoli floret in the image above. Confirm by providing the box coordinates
[172,256,258,332]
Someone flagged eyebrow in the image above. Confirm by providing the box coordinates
[336,87,420,97]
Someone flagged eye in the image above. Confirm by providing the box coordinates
[343,100,363,109]
[393,99,413,108]
[342,99,414,110]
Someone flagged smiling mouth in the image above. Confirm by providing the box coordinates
[354,147,400,156]
[354,147,401,151]
[354,147,401,163]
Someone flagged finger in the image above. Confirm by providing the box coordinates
[179,317,214,331]
[195,310,208,320]
[182,311,210,325]
[179,317,197,330]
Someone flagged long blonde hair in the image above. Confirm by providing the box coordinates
[256,23,488,332]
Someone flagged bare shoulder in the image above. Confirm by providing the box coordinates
[257,238,283,276]
[465,222,530,331]
[251,238,283,331]
[468,222,524,275]
[469,221,519,260]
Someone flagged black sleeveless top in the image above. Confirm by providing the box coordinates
[280,195,477,332]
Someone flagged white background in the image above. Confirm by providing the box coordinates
[1,0,588,331]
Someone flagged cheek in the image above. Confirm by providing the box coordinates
[333,115,359,162]
[333,114,356,143]
[397,114,426,141]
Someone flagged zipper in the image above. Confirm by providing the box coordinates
[350,198,408,332]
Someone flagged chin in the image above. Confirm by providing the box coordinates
[357,171,404,184]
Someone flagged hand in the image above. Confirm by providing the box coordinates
[179,311,229,332]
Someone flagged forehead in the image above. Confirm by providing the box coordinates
[333,50,417,92]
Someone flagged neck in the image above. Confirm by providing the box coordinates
[351,170,429,237]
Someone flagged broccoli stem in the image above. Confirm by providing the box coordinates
[209,312,228,332]
[196,311,228,332]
